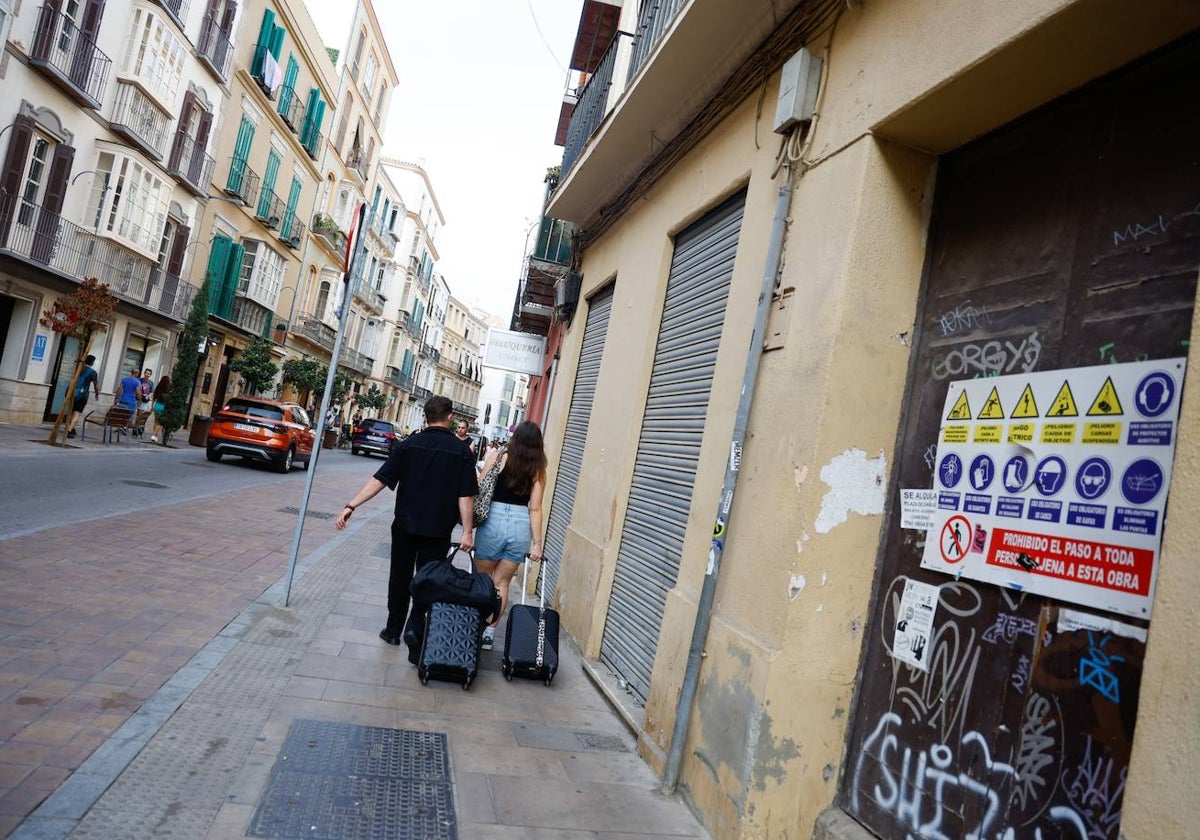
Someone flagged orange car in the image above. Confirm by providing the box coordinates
[205,396,315,473]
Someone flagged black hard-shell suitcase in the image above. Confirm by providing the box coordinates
[501,560,559,685]
[418,602,484,689]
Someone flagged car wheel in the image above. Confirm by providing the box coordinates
[276,447,294,474]
[205,446,221,462]
[352,447,360,456]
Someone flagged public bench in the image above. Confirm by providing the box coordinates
[81,405,135,444]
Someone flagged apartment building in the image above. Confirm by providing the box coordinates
[0,0,232,422]
[438,294,484,425]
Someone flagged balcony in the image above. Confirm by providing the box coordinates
[295,316,336,352]
[29,5,112,109]
[224,295,272,337]
[353,280,385,314]
[150,0,189,30]
[0,191,193,321]
[277,85,306,136]
[167,130,215,197]
[280,215,305,250]
[197,14,232,81]
[312,213,347,255]
[412,385,431,401]
[223,157,260,207]
[510,257,559,337]
[454,402,479,421]
[251,45,280,101]
[254,188,284,230]
[392,369,414,390]
[628,0,685,81]
[562,32,630,176]
[532,216,573,265]
[418,343,441,363]
[109,81,170,160]
[339,346,374,377]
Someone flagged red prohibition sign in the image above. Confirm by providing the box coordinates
[940,515,971,564]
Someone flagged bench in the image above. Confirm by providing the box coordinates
[81,405,135,444]
[131,408,151,439]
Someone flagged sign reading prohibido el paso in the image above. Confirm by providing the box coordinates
[482,329,546,376]
[921,358,1186,618]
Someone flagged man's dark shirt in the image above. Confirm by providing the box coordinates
[374,425,478,537]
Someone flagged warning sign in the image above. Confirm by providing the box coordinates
[1048,381,1079,417]
[1011,384,1040,418]
[1087,376,1124,416]
[946,391,972,421]
[922,358,1186,619]
[977,387,1005,420]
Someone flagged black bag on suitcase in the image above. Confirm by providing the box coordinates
[502,559,559,685]
[418,602,484,689]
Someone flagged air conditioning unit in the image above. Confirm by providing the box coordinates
[554,272,582,317]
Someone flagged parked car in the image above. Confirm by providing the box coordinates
[205,397,315,473]
[351,418,398,457]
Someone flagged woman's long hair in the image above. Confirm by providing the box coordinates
[153,376,172,401]
[503,421,547,495]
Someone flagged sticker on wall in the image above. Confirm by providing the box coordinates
[921,358,1186,619]
[891,578,939,672]
[899,488,938,530]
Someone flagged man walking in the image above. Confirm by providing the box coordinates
[65,355,101,439]
[335,395,478,647]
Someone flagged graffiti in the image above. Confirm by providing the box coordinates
[1012,653,1031,692]
[852,712,1088,840]
[982,613,1039,644]
[1014,694,1061,813]
[930,331,1042,380]
[1078,631,1124,704]
[937,300,993,336]
[923,443,938,473]
[1097,342,1148,365]
[1111,199,1200,247]
[1066,736,1126,840]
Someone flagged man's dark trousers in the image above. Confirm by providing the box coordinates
[386,525,451,637]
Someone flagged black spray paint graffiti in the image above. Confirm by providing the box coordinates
[930,332,1043,381]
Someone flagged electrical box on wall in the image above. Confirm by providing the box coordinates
[773,47,822,134]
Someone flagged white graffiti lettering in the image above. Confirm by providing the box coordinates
[983,613,1040,645]
[937,300,993,337]
[930,331,1043,380]
[1066,736,1126,840]
[1014,694,1061,812]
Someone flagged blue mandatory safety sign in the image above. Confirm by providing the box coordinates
[1134,370,1176,418]
[938,453,963,488]
[1075,457,1112,501]
[1121,457,1164,506]
[969,454,994,491]
[1002,455,1029,494]
[1034,456,1068,496]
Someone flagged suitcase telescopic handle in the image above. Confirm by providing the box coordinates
[521,555,545,610]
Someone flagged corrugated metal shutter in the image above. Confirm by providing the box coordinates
[542,285,615,601]
[600,190,746,702]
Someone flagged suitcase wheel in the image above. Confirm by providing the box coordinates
[463,676,473,690]
[544,674,553,686]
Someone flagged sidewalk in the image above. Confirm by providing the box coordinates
[9,506,709,838]
[0,421,170,454]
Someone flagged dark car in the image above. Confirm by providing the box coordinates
[205,397,314,473]
[351,418,398,457]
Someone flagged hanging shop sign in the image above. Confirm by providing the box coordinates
[920,358,1186,618]
[482,329,546,376]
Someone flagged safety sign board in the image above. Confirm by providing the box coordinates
[921,358,1186,618]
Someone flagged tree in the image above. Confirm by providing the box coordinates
[280,359,352,409]
[229,337,278,396]
[40,278,118,446]
[356,383,386,413]
[160,273,212,444]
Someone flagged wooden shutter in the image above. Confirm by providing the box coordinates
[166,224,190,276]
[168,90,197,173]
[80,0,106,39]
[219,0,237,36]
[31,143,74,264]
[189,109,213,185]
[0,114,34,243]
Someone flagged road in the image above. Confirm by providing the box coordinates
[0,440,390,538]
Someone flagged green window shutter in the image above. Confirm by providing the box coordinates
[282,176,302,239]
[206,235,233,316]
[270,23,285,60]
[257,150,280,217]
[218,242,246,320]
[252,9,276,77]
[227,116,255,193]
[300,88,319,146]
[278,54,299,116]
[402,349,413,376]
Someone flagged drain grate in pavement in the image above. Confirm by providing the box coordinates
[278,506,337,520]
[247,720,457,840]
[575,732,630,752]
[121,479,169,489]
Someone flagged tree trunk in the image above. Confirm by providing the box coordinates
[47,331,92,446]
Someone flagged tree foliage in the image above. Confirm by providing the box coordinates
[281,358,352,407]
[229,337,278,396]
[356,383,386,412]
[160,275,211,442]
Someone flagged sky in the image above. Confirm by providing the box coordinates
[305,0,583,321]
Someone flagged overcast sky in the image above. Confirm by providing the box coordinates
[305,0,582,321]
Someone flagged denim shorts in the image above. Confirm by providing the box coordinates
[474,502,531,564]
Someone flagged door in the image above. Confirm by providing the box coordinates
[42,334,80,421]
[600,190,746,703]
[840,36,1200,840]
[542,284,614,601]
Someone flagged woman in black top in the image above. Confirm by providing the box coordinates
[473,421,547,649]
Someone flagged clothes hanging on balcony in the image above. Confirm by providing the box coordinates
[262,52,283,95]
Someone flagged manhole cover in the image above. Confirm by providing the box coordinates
[121,480,169,489]
[575,732,629,752]
[248,721,457,840]
[278,506,336,520]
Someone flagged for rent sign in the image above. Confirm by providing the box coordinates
[482,329,546,376]
[920,358,1186,618]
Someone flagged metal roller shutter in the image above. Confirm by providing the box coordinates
[600,190,746,702]
[542,285,614,601]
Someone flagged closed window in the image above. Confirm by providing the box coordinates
[89,152,171,256]
[239,239,286,308]
[124,10,187,107]
[17,136,51,227]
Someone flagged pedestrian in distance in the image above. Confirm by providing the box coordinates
[65,354,101,439]
[455,420,476,457]
[335,395,479,650]
[473,420,547,651]
[115,366,142,410]
[134,368,154,437]
[149,375,171,442]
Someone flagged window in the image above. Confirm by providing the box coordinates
[239,239,285,308]
[502,375,515,401]
[315,279,331,320]
[361,53,377,98]
[0,0,15,49]
[123,9,187,107]
[498,403,510,427]
[89,152,171,256]
[374,84,387,124]
[17,136,51,227]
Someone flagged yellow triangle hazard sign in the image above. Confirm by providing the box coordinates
[946,391,972,421]
[1087,376,1124,416]
[1048,381,1078,418]
[977,387,1005,420]
[1011,384,1040,418]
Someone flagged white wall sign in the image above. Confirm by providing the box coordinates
[900,488,938,530]
[892,578,939,672]
[482,329,546,376]
[920,358,1186,618]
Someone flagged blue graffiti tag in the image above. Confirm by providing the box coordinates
[1078,631,1124,704]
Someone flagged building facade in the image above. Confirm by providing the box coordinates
[438,294,483,424]
[534,2,1200,839]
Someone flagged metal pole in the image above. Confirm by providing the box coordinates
[661,180,792,794]
[282,202,367,606]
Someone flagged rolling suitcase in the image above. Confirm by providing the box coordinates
[418,602,484,689]
[501,559,559,685]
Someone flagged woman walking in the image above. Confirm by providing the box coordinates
[149,375,171,442]
[473,420,546,650]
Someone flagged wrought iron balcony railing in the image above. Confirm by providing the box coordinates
[295,316,335,352]
[311,213,347,254]
[226,295,271,337]
[0,190,193,320]
[454,403,479,421]
[628,0,685,81]
[339,346,374,377]
[224,157,261,207]
[167,130,214,197]
[255,188,284,230]
[280,215,305,250]
[109,81,170,160]
[29,4,112,109]
[412,385,432,401]
[197,13,232,80]
[418,343,440,363]
[353,280,385,314]
[277,85,307,136]
[562,32,630,176]
[150,0,188,29]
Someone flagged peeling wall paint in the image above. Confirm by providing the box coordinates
[789,574,806,601]
[814,448,888,534]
